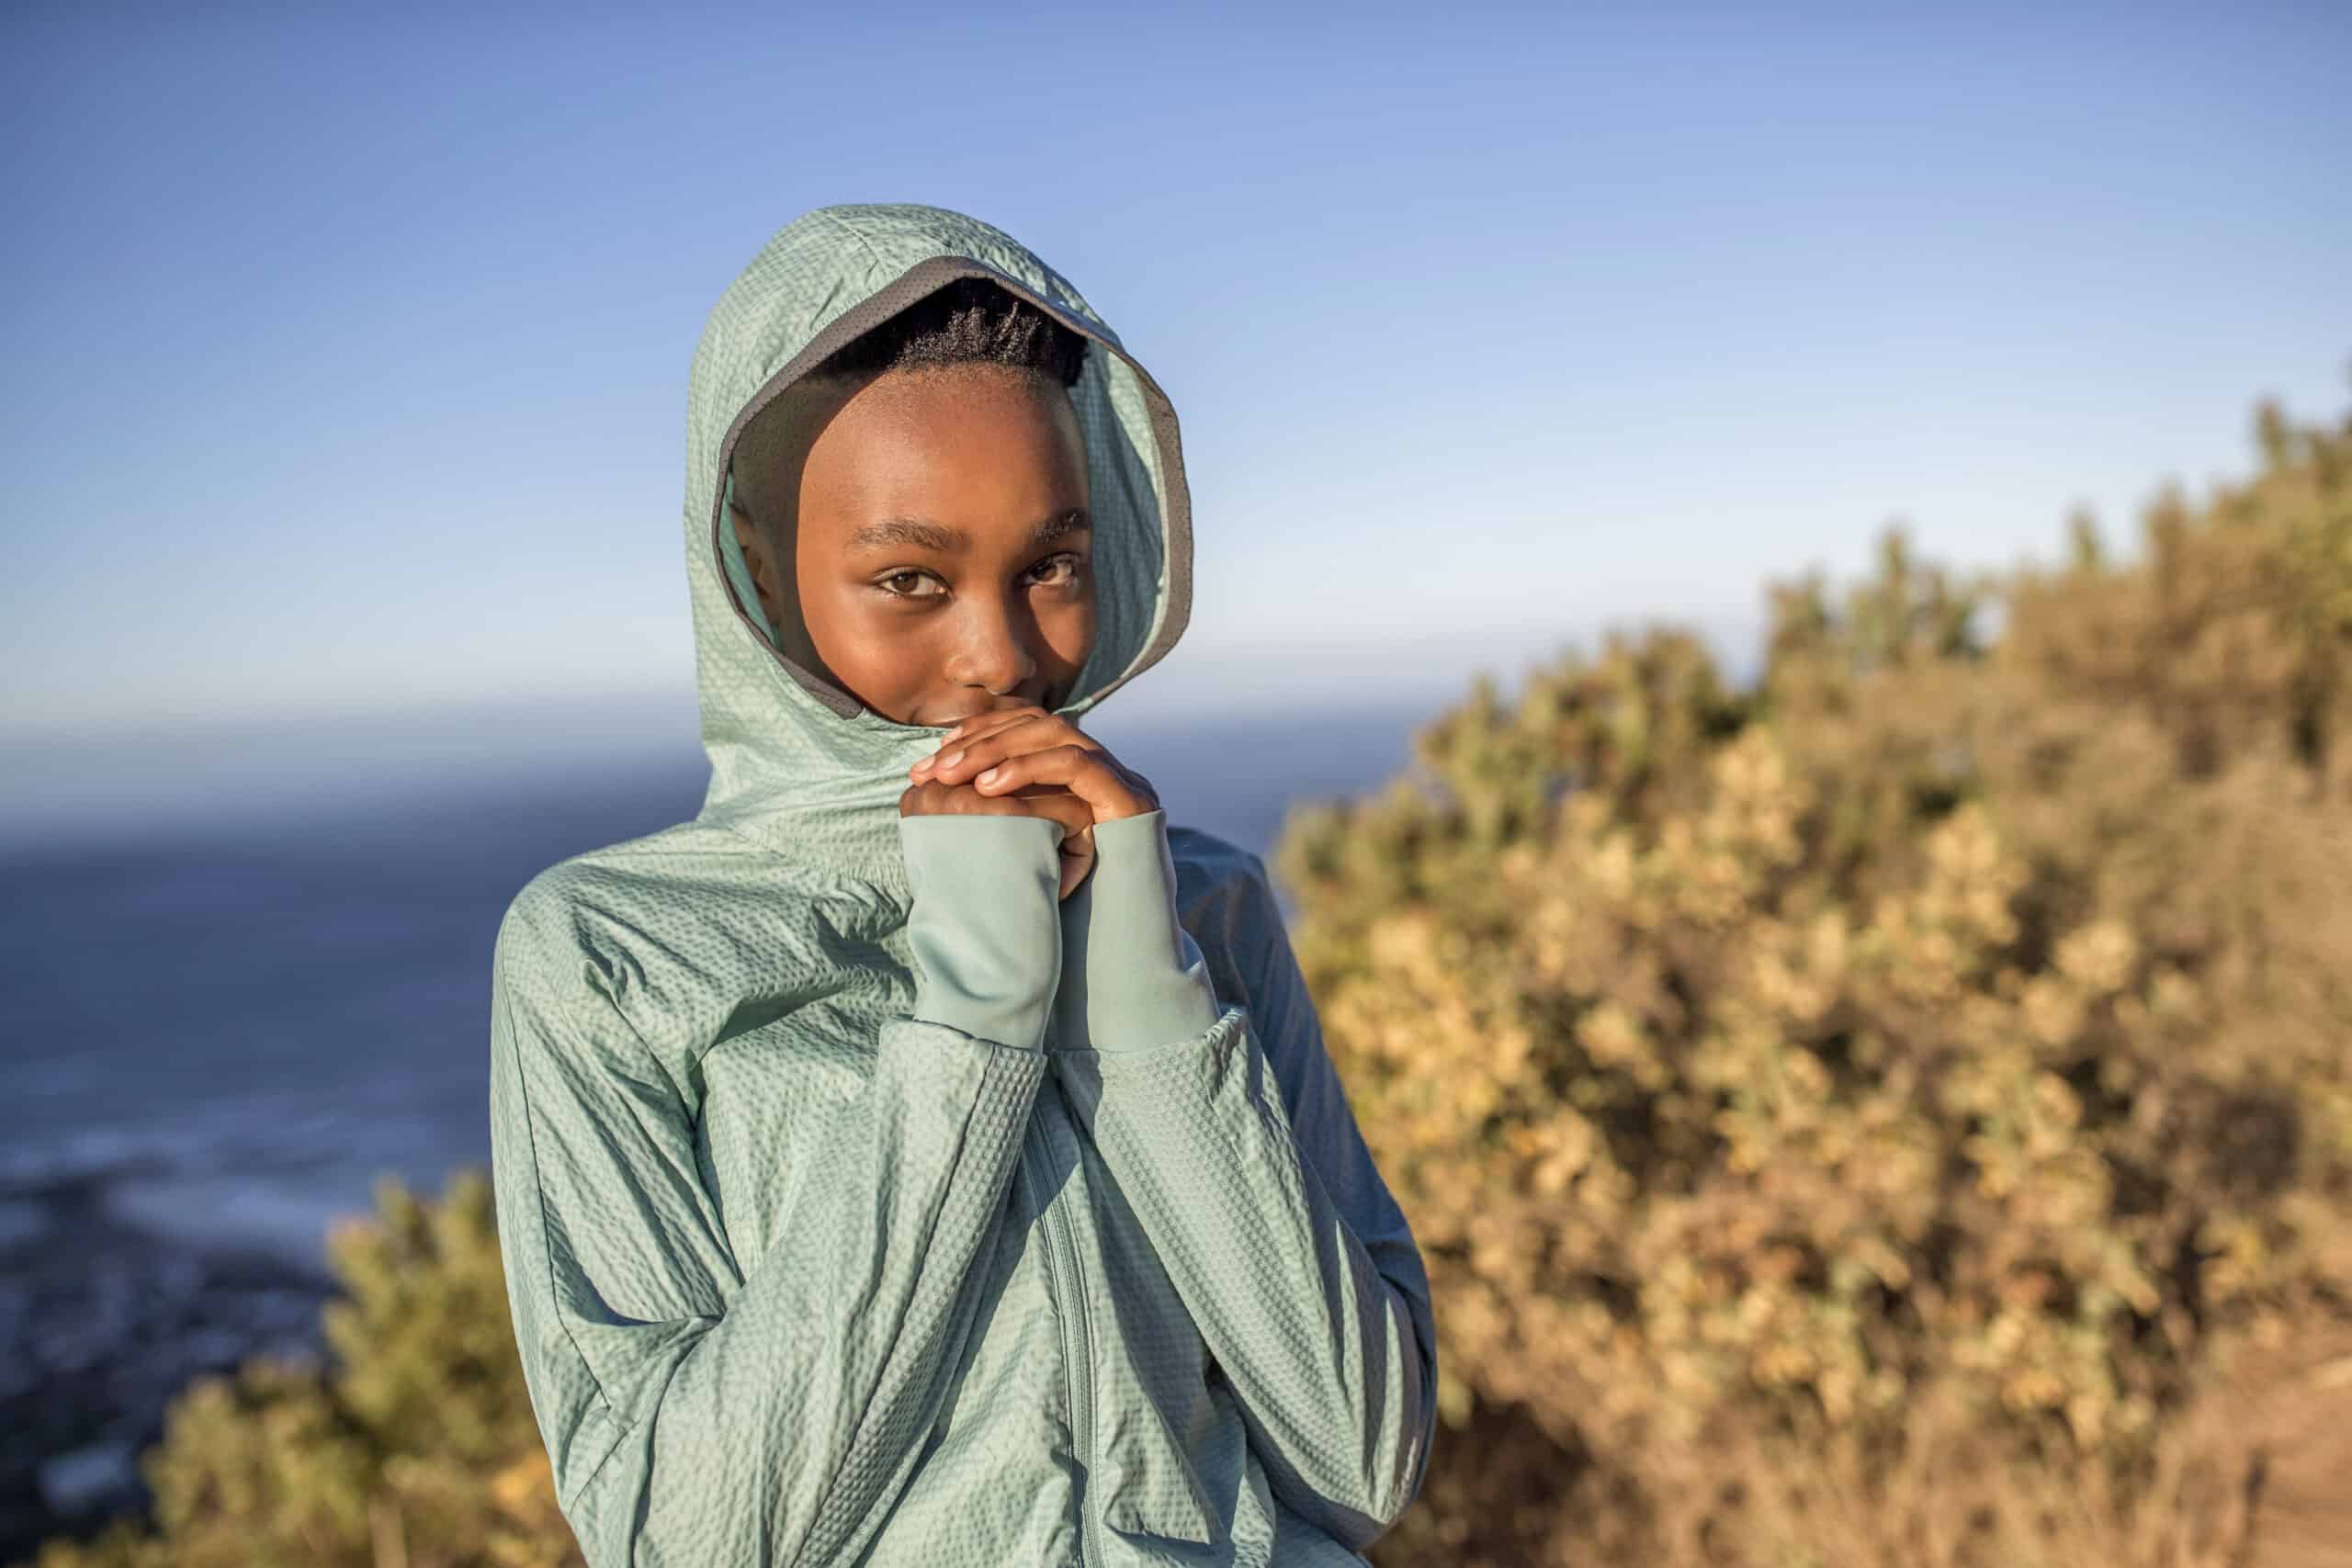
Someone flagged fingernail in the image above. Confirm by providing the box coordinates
[938,750,963,770]
[976,766,1001,785]
[910,757,930,777]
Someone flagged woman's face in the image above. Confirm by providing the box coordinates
[731,364,1095,728]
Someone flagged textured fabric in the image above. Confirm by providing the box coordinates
[487,202,1438,1568]
[1051,810,1221,1054]
[902,815,1065,1051]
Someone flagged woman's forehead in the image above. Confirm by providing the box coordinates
[797,373,1089,534]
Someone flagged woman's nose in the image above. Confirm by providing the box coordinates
[943,592,1038,695]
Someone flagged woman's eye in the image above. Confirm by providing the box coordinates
[879,571,942,598]
[1030,553,1085,586]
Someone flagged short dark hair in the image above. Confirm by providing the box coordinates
[729,277,1090,535]
[811,276,1091,388]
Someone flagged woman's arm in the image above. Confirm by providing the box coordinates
[488,816,1064,1568]
[1048,810,1440,1552]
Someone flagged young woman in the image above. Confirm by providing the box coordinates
[487,203,1437,1568]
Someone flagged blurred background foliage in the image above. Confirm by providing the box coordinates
[23,1174,580,1568]
[1283,390,2352,1567]
[24,390,2352,1567]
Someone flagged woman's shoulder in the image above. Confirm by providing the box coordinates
[492,818,875,1082]
[493,818,854,1023]
[499,818,755,952]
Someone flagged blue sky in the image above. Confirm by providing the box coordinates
[4,0,2347,739]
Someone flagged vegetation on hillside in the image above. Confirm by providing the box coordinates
[1278,391,2352,1565]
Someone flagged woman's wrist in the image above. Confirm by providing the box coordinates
[1051,808,1220,1053]
[899,814,1065,1050]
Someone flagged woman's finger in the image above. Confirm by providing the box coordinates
[940,704,1050,748]
[1057,835,1095,899]
[971,745,1158,821]
[917,711,1099,784]
[915,716,1030,772]
[1002,784,1097,898]
[910,710,1030,779]
[1004,781,1092,835]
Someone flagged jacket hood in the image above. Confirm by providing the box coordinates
[682,204,1193,883]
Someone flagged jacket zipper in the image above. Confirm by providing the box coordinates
[1021,1109,1105,1568]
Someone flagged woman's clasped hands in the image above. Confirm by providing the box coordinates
[899,705,1160,900]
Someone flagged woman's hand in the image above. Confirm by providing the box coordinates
[903,706,1161,897]
[899,777,1102,899]
[910,705,1159,821]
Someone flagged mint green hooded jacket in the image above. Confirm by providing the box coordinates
[487,204,1437,1568]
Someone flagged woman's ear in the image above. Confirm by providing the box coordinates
[730,502,786,628]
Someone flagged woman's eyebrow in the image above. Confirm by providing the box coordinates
[1030,509,1091,547]
[847,510,1091,554]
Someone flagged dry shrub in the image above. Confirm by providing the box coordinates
[1274,393,2352,1567]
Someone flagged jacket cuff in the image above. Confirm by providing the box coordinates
[1050,809,1221,1054]
[899,814,1065,1052]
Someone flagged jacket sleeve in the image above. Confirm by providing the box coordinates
[488,817,1066,1568]
[1047,810,1439,1551]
